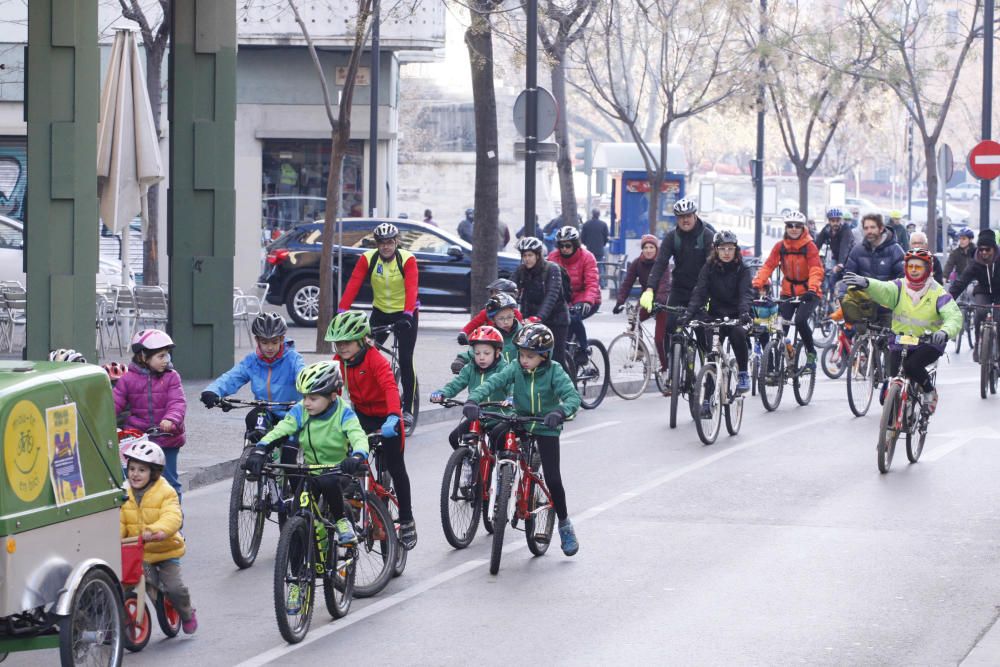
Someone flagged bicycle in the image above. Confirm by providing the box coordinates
[371,322,421,436]
[219,397,297,569]
[969,303,1000,399]
[690,319,748,445]
[659,304,703,428]
[563,304,610,409]
[820,321,852,380]
[121,537,182,653]
[953,284,976,353]
[607,301,665,399]
[479,409,559,575]
[268,461,363,644]
[756,297,816,411]
[749,299,780,396]
[357,432,407,588]
[845,322,892,417]
[876,333,938,473]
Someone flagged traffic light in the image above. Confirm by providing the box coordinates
[574,138,593,173]
[595,168,607,195]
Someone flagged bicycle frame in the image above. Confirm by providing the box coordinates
[495,429,554,527]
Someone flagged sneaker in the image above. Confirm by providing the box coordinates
[402,412,414,432]
[558,518,579,556]
[805,352,817,370]
[335,518,357,545]
[922,389,938,415]
[398,520,418,551]
[699,400,712,419]
[182,610,198,634]
[737,371,750,393]
[286,584,301,615]
[574,349,590,368]
[459,460,473,488]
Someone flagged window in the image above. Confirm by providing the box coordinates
[399,229,451,255]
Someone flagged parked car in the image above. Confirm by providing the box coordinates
[261,218,522,326]
[906,199,970,225]
[945,183,982,201]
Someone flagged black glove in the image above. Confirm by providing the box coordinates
[243,447,267,480]
[804,291,818,302]
[457,331,469,345]
[677,312,691,327]
[394,315,413,332]
[450,356,466,375]
[339,454,366,476]
[931,330,948,347]
[612,303,624,315]
[740,312,754,327]
[579,302,593,318]
[200,391,220,409]
[543,409,565,429]
[246,430,265,445]
[463,400,480,421]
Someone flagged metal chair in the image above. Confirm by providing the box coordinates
[109,285,137,354]
[2,285,27,352]
[233,283,269,345]
[132,285,169,336]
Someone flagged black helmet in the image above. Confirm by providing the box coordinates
[251,312,288,339]
[513,323,555,356]
[555,226,581,247]
[373,223,399,242]
[486,278,517,295]
[713,230,739,247]
[485,292,518,319]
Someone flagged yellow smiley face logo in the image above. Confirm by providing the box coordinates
[4,400,47,503]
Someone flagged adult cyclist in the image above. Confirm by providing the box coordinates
[842,212,905,329]
[814,207,855,293]
[513,236,571,366]
[547,226,601,367]
[948,229,1000,362]
[338,222,420,431]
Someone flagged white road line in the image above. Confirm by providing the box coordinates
[922,427,996,463]
[237,413,838,665]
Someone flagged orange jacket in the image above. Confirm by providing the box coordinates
[752,232,824,297]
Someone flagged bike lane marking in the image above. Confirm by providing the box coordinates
[921,427,999,463]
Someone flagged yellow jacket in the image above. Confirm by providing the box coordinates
[120,477,186,563]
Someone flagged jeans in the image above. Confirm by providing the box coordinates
[370,308,419,416]
[568,304,598,354]
[161,447,181,499]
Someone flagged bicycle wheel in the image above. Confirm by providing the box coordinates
[154,593,181,638]
[352,493,398,598]
[576,339,610,409]
[669,341,683,428]
[123,593,151,653]
[525,453,555,556]
[724,360,744,436]
[323,542,355,619]
[750,349,760,397]
[686,343,703,422]
[608,332,651,400]
[792,341,816,406]
[821,339,848,379]
[694,363,722,445]
[814,317,836,349]
[877,383,902,474]
[229,447,266,569]
[481,456,496,535]
[847,337,875,417]
[489,464,515,575]
[905,401,927,464]
[981,326,994,399]
[955,319,965,353]
[759,339,785,412]
[273,516,315,644]
[439,446,481,549]
[377,471,407,578]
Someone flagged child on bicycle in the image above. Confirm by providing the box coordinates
[431,326,509,449]
[462,322,582,556]
[843,249,962,413]
[113,329,187,497]
[325,310,417,550]
[120,439,197,634]
[451,293,524,373]
[457,278,523,342]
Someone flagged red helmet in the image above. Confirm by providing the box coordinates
[103,361,127,381]
[468,325,504,349]
[904,248,933,267]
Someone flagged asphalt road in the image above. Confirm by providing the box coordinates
[17,343,1000,666]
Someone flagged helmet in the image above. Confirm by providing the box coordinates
[960,228,976,239]
[515,237,545,255]
[889,210,903,220]
[485,292,518,319]
[103,361,127,381]
[486,278,517,295]
[251,312,288,339]
[904,248,933,267]
[296,361,344,396]
[673,198,698,215]
[123,439,166,468]
[554,226,581,247]
[49,349,87,363]
[826,207,842,219]
[373,223,399,242]
[468,325,504,350]
[131,329,174,354]
[325,310,370,342]
[513,322,555,356]
[783,210,807,225]
[713,230,739,247]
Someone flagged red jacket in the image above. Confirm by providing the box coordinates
[334,346,401,419]
[461,307,524,335]
[547,247,602,305]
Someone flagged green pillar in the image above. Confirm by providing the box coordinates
[25,0,99,361]
[168,0,236,377]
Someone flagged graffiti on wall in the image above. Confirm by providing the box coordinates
[0,138,26,221]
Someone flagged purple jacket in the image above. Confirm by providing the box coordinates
[113,362,187,449]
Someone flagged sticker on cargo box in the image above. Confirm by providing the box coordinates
[46,403,85,506]
[4,400,47,503]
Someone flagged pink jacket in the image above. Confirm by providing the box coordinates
[547,247,602,305]
[113,362,187,449]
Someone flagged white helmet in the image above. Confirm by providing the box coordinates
[783,210,808,225]
[49,348,87,363]
[122,439,165,467]
[673,198,698,215]
[131,329,174,354]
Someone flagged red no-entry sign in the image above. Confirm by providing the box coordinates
[968,140,1000,180]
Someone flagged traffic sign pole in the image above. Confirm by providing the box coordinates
[980,0,994,231]
[524,0,538,238]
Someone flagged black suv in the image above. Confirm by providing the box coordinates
[260,218,521,326]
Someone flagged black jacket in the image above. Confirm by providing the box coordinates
[647,218,715,294]
[949,256,1000,302]
[814,224,855,265]
[580,218,610,258]
[514,260,570,326]
[688,257,753,318]
[944,245,975,279]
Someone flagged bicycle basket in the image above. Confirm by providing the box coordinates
[842,290,878,324]
[753,300,779,327]
[121,538,145,586]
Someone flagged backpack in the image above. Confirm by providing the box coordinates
[365,249,405,282]
[543,262,573,304]
[778,243,812,286]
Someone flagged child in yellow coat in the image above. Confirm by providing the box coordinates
[119,439,197,634]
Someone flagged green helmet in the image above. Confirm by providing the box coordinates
[325,310,370,342]
[296,361,344,396]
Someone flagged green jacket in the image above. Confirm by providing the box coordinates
[440,358,509,402]
[259,397,369,465]
[468,360,581,436]
[458,322,522,366]
[865,278,962,341]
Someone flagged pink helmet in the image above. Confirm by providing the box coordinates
[131,329,175,354]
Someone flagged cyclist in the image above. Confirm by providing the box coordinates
[843,248,961,413]
[452,293,522,368]
[325,310,417,550]
[548,226,601,367]
[843,212,905,329]
[948,229,1000,362]
[752,211,824,369]
[814,207,855,292]
[944,228,976,282]
[685,230,753,400]
[338,222,419,432]
[457,278,522,344]
[512,236,571,366]
[462,322,582,556]
[908,232,943,283]
[887,210,910,250]
[613,234,671,388]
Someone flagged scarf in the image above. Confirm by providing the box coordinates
[903,274,931,304]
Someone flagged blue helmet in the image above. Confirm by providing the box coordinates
[826,207,842,220]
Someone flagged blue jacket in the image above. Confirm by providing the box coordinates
[844,227,905,282]
[204,341,305,416]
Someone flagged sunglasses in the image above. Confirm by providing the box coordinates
[785,222,804,229]
[558,242,575,248]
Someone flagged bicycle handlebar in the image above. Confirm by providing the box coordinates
[688,318,751,331]
[218,397,297,410]
[263,461,366,477]
[434,398,509,409]
[370,320,409,337]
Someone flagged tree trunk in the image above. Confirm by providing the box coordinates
[796,163,809,218]
[317,130,348,353]
[923,139,939,253]
[466,2,499,314]
[143,44,165,285]
[550,52,577,228]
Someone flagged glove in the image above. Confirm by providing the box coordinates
[339,454,366,476]
[740,312,754,327]
[843,272,869,289]
[579,302,593,318]
[543,408,565,429]
[457,331,469,346]
[526,316,541,324]
[450,357,466,375]
[805,290,819,301]
[677,311,691,327]
[639,288,654,312]
[246,430,265,445]
[502,395,514,407]
[243,447,267,480]
[394,316,412,332]
[612,303,624,315]
[200,391,220,409]
[430,391,444,403]
[462,400,480,421]
[381,415,400,438]
[931,331,948,346]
